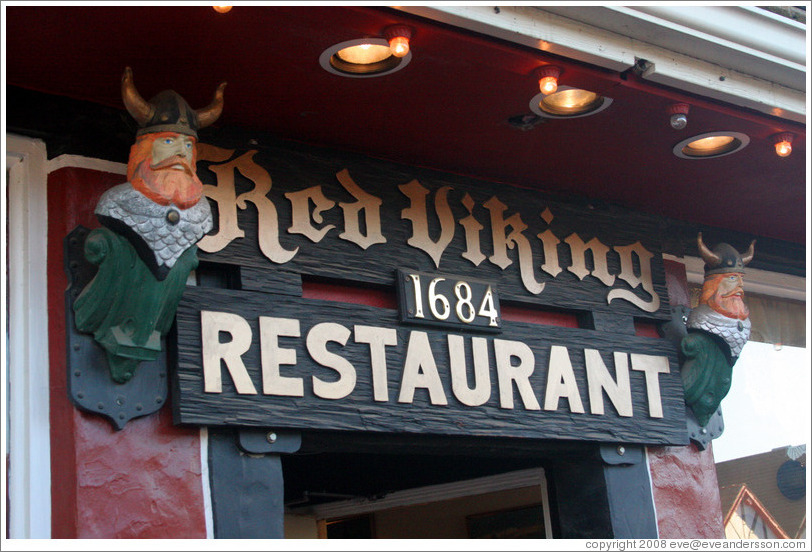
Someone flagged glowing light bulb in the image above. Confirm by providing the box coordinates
[539,76,558,95]
[335,43,391,65]
[775,140,792,157]
[537,66,561,96]
[213,6,232,13]
[385,25,412,58]
[389,35,410,58]
[773,133,795,157]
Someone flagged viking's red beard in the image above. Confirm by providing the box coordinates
[707,289,749,320]
[132,156,204,210]
[128,134,203,210]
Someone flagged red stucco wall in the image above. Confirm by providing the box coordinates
[648,259,725,539]
[48,165,207,538]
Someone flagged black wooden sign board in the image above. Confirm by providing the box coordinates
[174,287,688,446]
[194,140,671,321]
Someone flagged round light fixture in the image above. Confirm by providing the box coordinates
[320,38,411,78]
[673,131,750,159]
[773,132,794,158]
[775,140,792,157]
[385,25,413,58]
[537,66,561,95]
[529,86,612,119]
[668,103,690,130]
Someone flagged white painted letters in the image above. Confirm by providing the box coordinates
[354,325,398,402]
[399,331,449,405]
[307,322,356,400]
[201,310,258,395]
[199,313,669,422]
[260,316,303,397]
[543,345,584,413]
[630,353,669,418]
[494,339,540,410]
[585,349,633,417]
[448,335,491,407]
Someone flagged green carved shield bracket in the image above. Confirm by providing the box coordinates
[660,306,727,448]
[66,225,198,429]
[680,330,734,428]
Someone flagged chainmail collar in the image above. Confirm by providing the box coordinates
[95,182,213,274]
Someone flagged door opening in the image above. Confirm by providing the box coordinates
[281,450,553,539]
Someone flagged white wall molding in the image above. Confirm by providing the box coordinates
[47,154,126,176]
[199,427,214,539]
[644,447,661,539]
[4,134,52,538]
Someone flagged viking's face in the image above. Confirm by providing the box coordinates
[128,132,203,210]
[701,272,749,320]
[151,133,195,167]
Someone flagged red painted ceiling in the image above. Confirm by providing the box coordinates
[5,5,807,244]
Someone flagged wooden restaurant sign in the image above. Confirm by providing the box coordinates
[173,140,687,445]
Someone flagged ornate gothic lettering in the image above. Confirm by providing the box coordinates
[199,150,297,263]
[483,196,545,294]
[607,242,660,313]
[335,169,387,250]
[537,229,563,279]
[400,180,455,268]
[459,193,486,266]
[193,146,665,319]
[564,234,615,286]
[285,185,336,243]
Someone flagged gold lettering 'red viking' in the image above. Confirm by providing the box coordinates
[197,146,661,312]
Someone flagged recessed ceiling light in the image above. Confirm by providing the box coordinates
[320,38,411,78]
[673,131,750,159]
[529,86,612,119]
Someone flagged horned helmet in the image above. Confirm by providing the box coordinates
[697,232,755,276]
[121,67,226,139]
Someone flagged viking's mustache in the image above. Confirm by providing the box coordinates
[721,289,743,298]
[133,154,203,210]
[710,290,749,320]
[150,155,193,174]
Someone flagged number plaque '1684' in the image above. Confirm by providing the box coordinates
[396,268,502,332]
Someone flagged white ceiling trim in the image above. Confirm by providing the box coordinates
[665,254,806,302]
[540,6,806,89]
[396,5,806,123]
